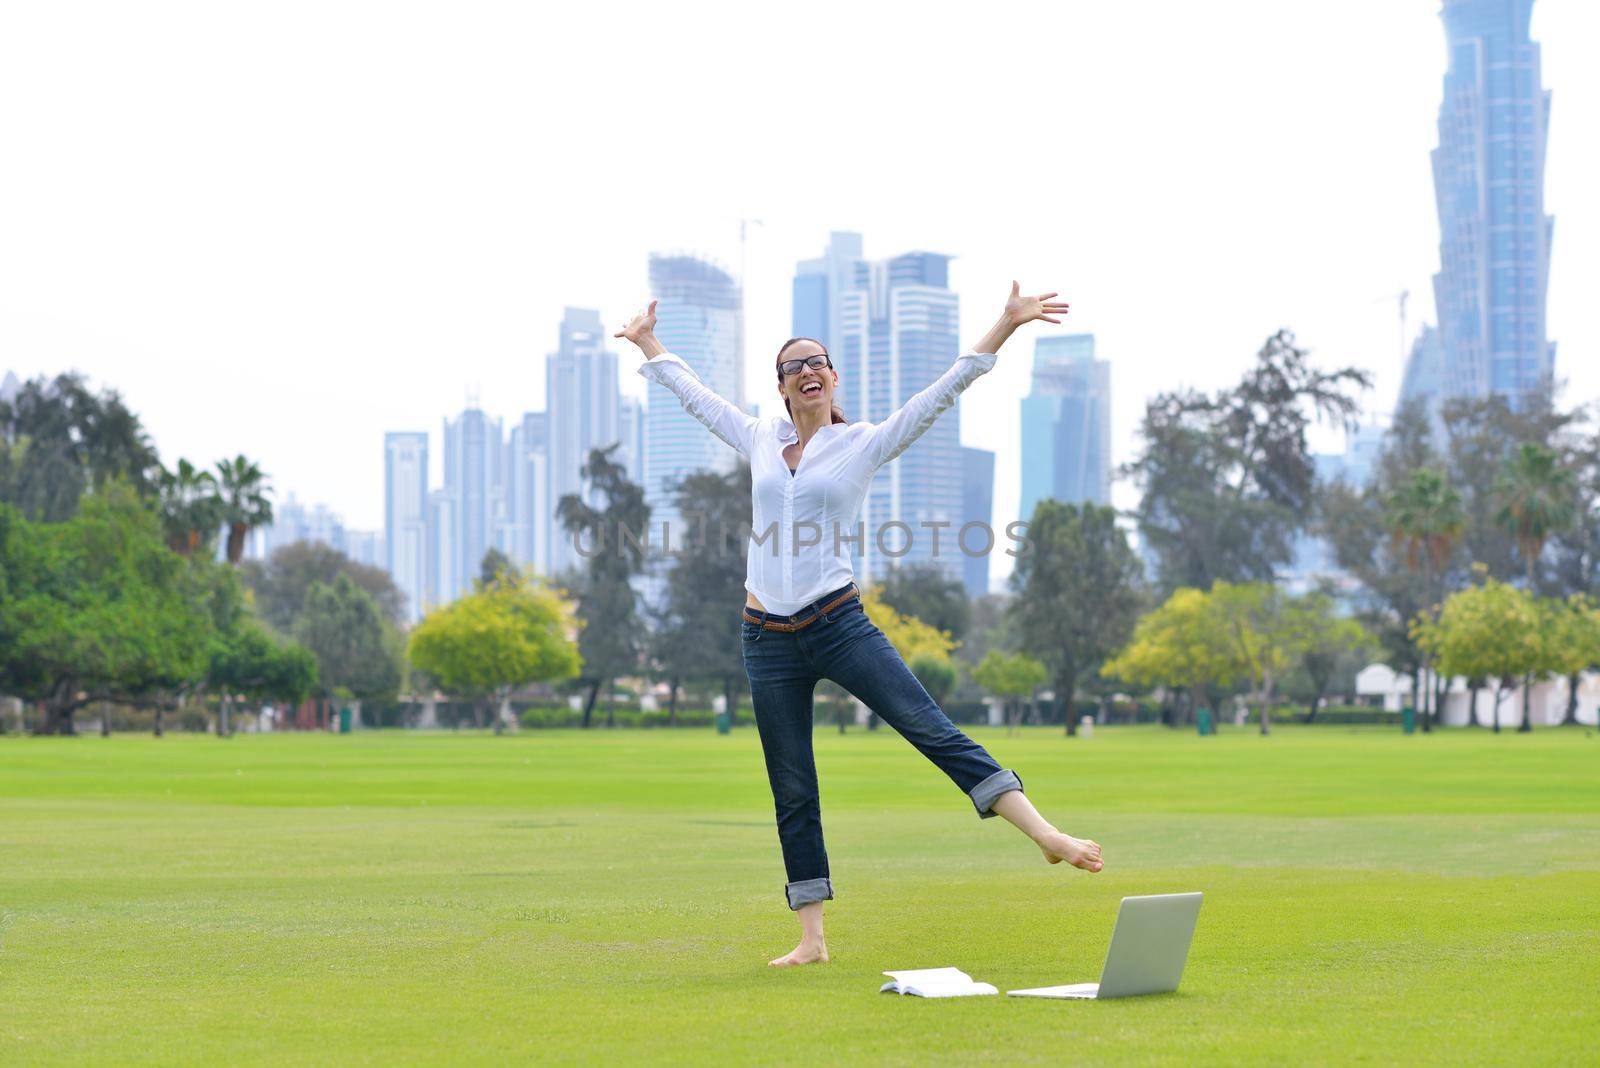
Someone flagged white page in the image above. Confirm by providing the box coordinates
[881,967,998,998]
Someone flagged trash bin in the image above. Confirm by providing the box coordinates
[1197,708,1213,736]
[1401,706,1416,734]
[713,694,731,735]
[339,705,352,734]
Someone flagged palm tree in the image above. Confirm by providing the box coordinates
[1386,468,1464,731]
[216,455,274,565]
[156,458,223,556]
[1495,442,1577,732]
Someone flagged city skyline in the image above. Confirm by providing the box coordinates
[5,2,1597,596]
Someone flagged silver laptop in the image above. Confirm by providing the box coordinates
[1007,892,1202,1000]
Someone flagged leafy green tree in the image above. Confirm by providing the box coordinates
[215,455,274,565]
[972,650,1048,731]
[407,570,580,732]
[1540,594,1600,727]
[557,444,649,727]
[1414,578,1542,733]
[240,540,407,632]
[0,488,211,734]
[654,464,751,730]
[1320,402,1439,713]
[1441,391,1574,584]
[0,373,161,521]
[1291,589,1374,723]
[1126,330,1369,592]
[1495,442,1577,597]
[878,562,971,642]
[1212,581,1338,735]
[293,573,403,726]
[209,622,317,735]
[1102,587,1240,726]
[1009,500,1143,735]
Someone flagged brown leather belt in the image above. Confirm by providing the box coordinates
[742,584,860,633]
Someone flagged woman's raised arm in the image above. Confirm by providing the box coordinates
[863,282,1069,467]
[620,299,760,457]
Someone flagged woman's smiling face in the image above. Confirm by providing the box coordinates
[776,339,837,420]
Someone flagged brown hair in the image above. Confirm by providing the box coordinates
[776,337,848,425]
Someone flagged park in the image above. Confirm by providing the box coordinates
[1,726,1596,1063]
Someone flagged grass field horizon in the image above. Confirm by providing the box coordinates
[3,726,1597,1065]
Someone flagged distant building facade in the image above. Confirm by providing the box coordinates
[961,446,995,598]
[384,431,429,620]
[546,307,620,576]
[1018,333,1111,524]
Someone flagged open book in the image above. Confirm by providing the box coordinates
[880,967,998,998]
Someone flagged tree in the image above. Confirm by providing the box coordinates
[1291,589,1374,723]
[654,464,751,730]
[1009,500,1143,735]
[156,458,225,557]
[407,570,580,732]
[1210,581,1315,735]
[1494,441,1577,732]
[1320,402,1439,715]
[861,587,955,663]
[293,573,403,727]
[1385,468,1465,730]
[1414,578,1542,733]
[0,488,211,734]
[209,621,317,735]
[557,444,649,727]
[0,372,161,521]
[1103,587,1241,727]
[1442,391,1574,585]
[240,540,407,632]
[1496,442,1577,594]
[972,650,1048,732]
[478,547,516,591]
[878,562,971,642]
[1540,594,1600,727]
[215,455,274,565]
[1127,330,1369,591]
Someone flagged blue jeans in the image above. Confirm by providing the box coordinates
[740,585,1024,910]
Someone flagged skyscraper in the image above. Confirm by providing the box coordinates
[384,431,429,621]
[961,446,995,598]
[645,253,742,548]
[617,394,646,488]
[793,230,864,354]
[1428,0,1554,411]
[836,250,964,584]
[504,412,549,576]
[1018,334,1112,524]
[441,406,502,602]
[547,307,620,576]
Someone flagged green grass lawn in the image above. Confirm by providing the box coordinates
[2,726,1597,1065]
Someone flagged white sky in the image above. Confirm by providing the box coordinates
[3,1,1596,586]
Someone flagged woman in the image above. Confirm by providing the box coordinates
[621,282,1103,968]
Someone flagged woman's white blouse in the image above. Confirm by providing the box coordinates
[637,349,997,615]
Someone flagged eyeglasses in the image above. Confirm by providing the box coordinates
[778,353,833,377]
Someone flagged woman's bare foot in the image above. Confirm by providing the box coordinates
[1038,829,1104,872]
[769,939,829,967]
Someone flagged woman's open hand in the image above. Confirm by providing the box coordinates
[1004,281,1069,327]
[614,300,658,346]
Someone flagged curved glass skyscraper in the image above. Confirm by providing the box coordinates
[1431,0,1554,406]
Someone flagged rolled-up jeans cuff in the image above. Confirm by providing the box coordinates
[784,877,833,910]
[970,769,1023,819]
